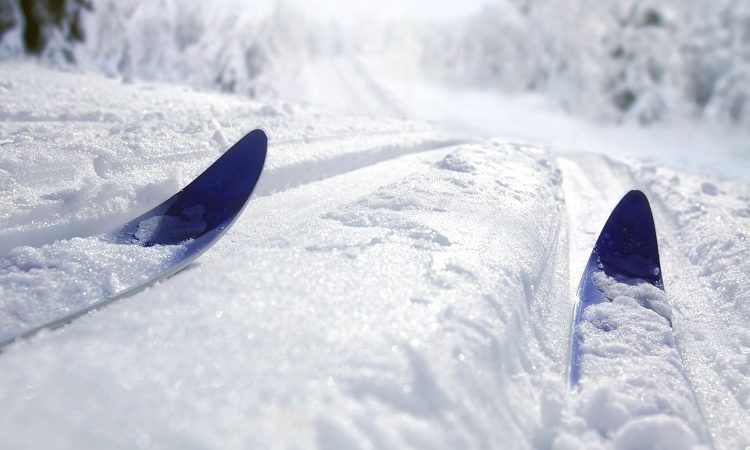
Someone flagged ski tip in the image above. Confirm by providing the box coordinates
[567,190,663,389]
[241,128,268,152]
[248,128,268,142]
[117,128,268,247]
[593,189,663,287]
[192,127,267,195]
[231,128,268,172]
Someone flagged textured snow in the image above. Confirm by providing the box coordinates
[0,62,452,258]
[634,162,750,448]
[0,235,187,341]
[556,272,707,449]
[559,152,750,449]
[0,58,749,449]
[0,117,569,447]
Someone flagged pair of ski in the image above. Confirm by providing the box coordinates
[0,130,666,384]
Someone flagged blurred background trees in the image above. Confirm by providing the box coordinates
[0,0,90,59]
[0,0,748,130]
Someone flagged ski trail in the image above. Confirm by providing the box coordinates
[557,153,714,447]
[347,56,407,119]
[0,62,461,258]
[205,144,461,261]
[0,130,460,258]
[274,55,404,118]
[557,153,635,321]
[255,135,462,197]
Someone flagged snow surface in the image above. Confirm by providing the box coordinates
[0,62,451,257]
[558,272,707,449]
[0,234,187,342]
[0,54,749,450]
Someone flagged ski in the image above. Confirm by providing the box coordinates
[567,190,663,388]
[0,129,267,349]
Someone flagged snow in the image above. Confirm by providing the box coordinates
[0,98,569,446]
[558,272,708,449]
[0,7,750,448]
[0,62,452,258]
[0,234,187,341]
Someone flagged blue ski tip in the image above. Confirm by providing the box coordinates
[567,190,663,389]
[593,190,662,288]
[118,129,267,250]
[0,130,267,351]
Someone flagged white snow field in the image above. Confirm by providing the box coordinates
[0,59,749,450]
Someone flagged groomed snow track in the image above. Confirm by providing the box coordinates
[558,153,749,450]
[0,63,748,449]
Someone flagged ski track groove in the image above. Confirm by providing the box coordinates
[254,137,465,197]
[557,152,732,449]
[0,134,464,258]
[206,144,463,261]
